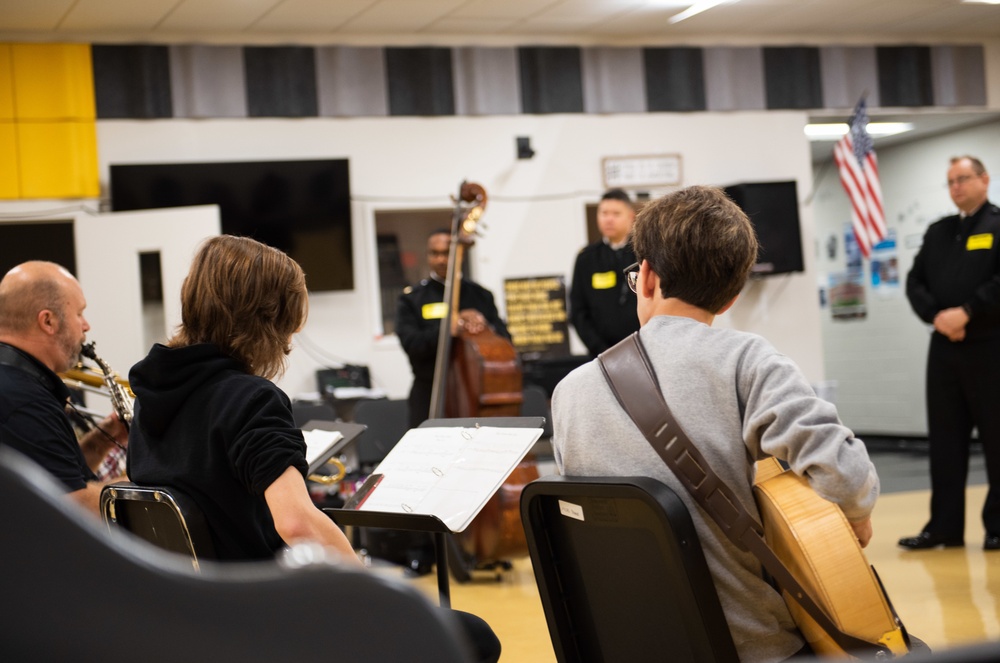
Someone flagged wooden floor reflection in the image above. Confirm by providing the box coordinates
[374,484,1000,661]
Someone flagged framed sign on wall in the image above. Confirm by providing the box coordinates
[602,154,682,189]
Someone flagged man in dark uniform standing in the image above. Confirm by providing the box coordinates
[570,189,641,358]
[901,156,1000,550]
[396,230,510,428]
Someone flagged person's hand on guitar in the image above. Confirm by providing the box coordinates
[453,309,488,336]
[850,516,873,548]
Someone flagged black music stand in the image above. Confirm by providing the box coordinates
[325,416,544,608]
[300,420,367,475]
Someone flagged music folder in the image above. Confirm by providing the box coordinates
[343,422,542,532]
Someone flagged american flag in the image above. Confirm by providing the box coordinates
[832,97,885,258]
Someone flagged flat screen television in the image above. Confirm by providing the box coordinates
[110,159,353,291]
[0,221,76,277]
[723,181,804,276]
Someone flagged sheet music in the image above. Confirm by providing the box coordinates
[302,429,344,467]
[354,426,542,532]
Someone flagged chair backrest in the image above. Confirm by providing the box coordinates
[519,383,553,439]
[0,447,472,663]
[521,475,739,663]
[353,398,410,467]
[100,481,217,569]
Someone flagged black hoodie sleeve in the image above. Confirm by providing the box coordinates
[220,379,308,496]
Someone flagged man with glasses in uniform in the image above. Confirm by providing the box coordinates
[900,156,1000,551]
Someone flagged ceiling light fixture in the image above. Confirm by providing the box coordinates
[668,0,738,25]
[803,122,915,141]
[962,0,1000,5]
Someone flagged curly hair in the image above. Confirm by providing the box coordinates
[169,235,307,380]
[630,185,758,313]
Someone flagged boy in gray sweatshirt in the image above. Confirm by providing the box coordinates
[552,185,879,663]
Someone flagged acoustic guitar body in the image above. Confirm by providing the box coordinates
[753,458,909,658]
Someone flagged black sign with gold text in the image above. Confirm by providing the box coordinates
[503,275,570,361]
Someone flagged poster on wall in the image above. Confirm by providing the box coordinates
[831,224,867,320]
[870,231,899,294]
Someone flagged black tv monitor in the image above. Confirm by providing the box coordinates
[110,159,353,291]
[723,181,804,276]
[0,221,76,278]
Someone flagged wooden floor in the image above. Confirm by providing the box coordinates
[373,483,1000,661]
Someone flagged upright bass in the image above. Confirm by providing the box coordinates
[428,182,540,575]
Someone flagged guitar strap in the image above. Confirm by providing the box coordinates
[598,333,887,657]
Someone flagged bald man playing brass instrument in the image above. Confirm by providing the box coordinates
[0,261,128,515]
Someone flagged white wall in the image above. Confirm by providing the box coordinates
[0,111,823,404]
[82,112,821,399]
[812,118,1000,436]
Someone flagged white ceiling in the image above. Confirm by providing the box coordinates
[1,0,999,44]
[2,0,998,161]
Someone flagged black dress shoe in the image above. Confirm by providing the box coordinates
[898,531,964,550]
[985,535,1000,550]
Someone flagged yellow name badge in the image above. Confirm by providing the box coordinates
[967,234,994,251]
[421,302,448,320]
[592,271,617,289]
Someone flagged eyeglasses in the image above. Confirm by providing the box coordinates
[623,262,640,293]
[948,174,979,188]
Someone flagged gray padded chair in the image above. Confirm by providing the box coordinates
[0,447,474,663]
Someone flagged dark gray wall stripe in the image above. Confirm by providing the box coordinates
[170,45,247,118]
[518,47,584,114]
[385,47,455,116]
[88,42,985,119]
[244,46,318,117]
[932,45,986,107]
[644,47,706,112]
[93,45,173,119]
[704,47,765,111]
[763,47,823,110]
[316,46,388,117]
[452,47,520,116]
[819,46,879,110]
[581,47,646,114]
[877,46,933,107]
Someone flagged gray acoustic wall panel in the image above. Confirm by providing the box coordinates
[931,45,986,107]
[644,47,706,112]
[581,47,646,114]
[386,47,455,116]
[93,44,173,119]
[519,47,584,114]
[877,46,933,107]
[316,47,388,117]
[170,46,247,118]
[763,47,823,109]
[704,47,765,111]
[244,46,319,117]
[453,47,520,116]
[819,46,880,110]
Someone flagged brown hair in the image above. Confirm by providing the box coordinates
[950,156,987,176]
[630,185,758,313]
[170,235,307,380]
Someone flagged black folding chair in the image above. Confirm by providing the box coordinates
[521,475,739,663]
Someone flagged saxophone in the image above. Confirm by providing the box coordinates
[79,342,133,480]
[80,342,133,429]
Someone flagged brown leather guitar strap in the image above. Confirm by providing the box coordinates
[598,332,886,657]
